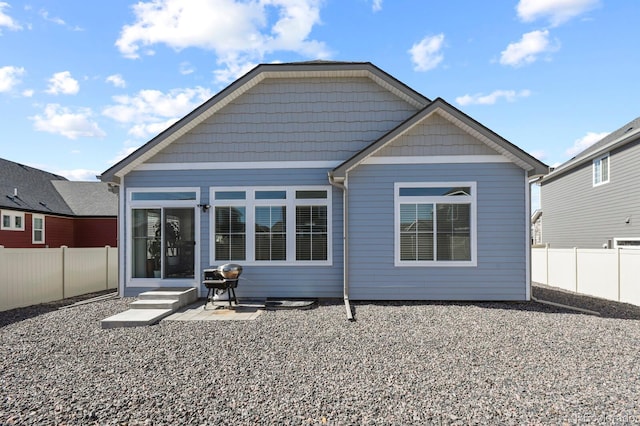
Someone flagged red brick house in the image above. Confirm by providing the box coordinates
[0,158,117,248]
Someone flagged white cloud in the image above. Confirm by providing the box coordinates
[108,146,140,166]
[22,88,34,97]
[31,103,106,139]
[517,0,599,26]
[408,34,445,72]
[115,0,329,83]
[455,89,531,106]
[56,169,100,181]
[39,9,65,26]
[0,2,22,32]
[103,86,212,138]
[128,118,180,139]
[566,131,609,157]
[372,0,383,12]
[179,61,195,75]
[106,74,126,88]
[500,30,557,67]
[39,8,83,31]
[0,65,25,92]
[529,149,547,161]
[46,71,80,95]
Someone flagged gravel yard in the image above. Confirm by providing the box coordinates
[1,285,640,425]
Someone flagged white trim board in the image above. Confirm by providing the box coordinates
[135,161,342,171]
[363,155,509,165]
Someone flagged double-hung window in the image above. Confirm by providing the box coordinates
[32,214,45,244]
[395,182,476,266]
[593,153,610,186]
[211,186,331,265]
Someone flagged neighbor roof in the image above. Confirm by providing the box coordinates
[0,157,116,217]
[100,61,431,184]
[542,116,640,183]
[51,181,118,216]
[0,158,73,216]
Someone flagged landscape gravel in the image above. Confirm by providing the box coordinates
[1,285,640,425]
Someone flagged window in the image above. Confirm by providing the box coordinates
[0,210,24,231]
[395,183,476,266]
[593,153,610,186]
[210,186,331,265]
[32,215,45,244]
[614,238,640,249]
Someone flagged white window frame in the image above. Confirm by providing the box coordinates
[613,238,640,249]
[126,187,200,287]
[394,182,477,267]
[209,186,332,266]
[593,153,610,186]
[32,214,45,244]
[1,210,25,231]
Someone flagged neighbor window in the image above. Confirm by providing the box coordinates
[395,183,476,266]
[32,215,45,244]
[593,153,610,186]
[211,187,331,265]
[1,210,25,231]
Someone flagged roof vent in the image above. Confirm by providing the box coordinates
[13,188,17,197]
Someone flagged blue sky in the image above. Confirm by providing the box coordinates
[0,0,638,190]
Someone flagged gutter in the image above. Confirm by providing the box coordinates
[328,172,354,321]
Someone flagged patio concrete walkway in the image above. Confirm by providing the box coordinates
[163,299,264,321]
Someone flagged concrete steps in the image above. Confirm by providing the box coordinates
[101,288,198,329]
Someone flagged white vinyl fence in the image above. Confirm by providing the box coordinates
[532,247,640,306]
[0,246,117,312]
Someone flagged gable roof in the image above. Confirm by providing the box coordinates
[331,98,549,179]
[0,158,74,216]
[542,116,640,183]
[0,157,117,217]
[100,61,431,184]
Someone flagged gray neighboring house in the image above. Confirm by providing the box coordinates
[100,61,547,304]
[539,116,640,249]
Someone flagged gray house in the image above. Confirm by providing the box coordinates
[100,62,547,306]
[539,116,640,249]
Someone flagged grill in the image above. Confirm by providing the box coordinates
[203,264,243,309]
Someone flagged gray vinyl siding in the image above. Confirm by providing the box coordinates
[149,77,418,164]
[347,162,527,300]
[540,139,640,248]
[375,112,499,157]
[122,168,343,299]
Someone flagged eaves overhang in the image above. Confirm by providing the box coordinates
[541,126,640,185]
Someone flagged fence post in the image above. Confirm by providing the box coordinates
[545,244,549,285]
[574,247,578,293]
[105,246,111,290]
[61,245,67,299]
[617,247,621,302]
[0,246,5,311]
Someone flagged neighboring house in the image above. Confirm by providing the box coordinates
[100,61,547,303]
[539,117,640,249]
[531,209,542,245]
[0,158,118,248]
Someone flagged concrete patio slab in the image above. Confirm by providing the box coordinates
[164,300,264,321]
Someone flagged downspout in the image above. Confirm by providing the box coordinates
[329,172,354,321]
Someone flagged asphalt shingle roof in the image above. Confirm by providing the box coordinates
[51,181,117,216]
[0,158,116,217]
[0,158,73,216]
